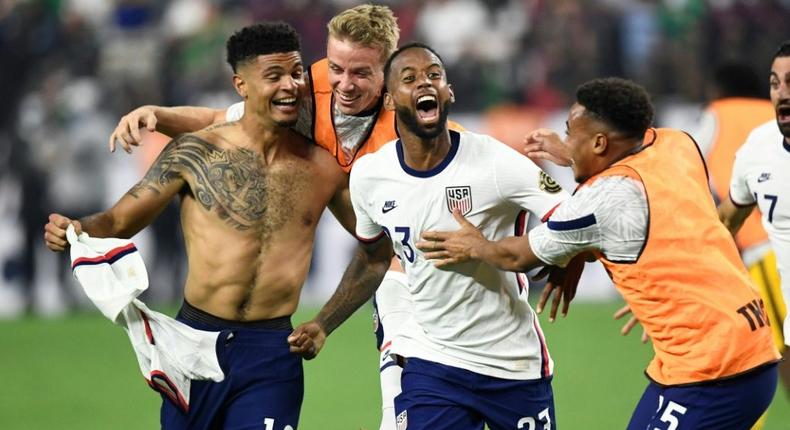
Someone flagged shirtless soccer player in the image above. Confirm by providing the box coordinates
[44,22,352,430]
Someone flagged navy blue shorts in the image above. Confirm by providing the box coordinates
[627,363,777,430]
[160,302,303,430]
[394,357,555,430]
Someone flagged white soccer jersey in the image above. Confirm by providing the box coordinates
[350,130,568,380]
[528,175,649,267]
[730,120,790,345]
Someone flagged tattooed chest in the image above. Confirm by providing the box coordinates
[188,149,270,230]
[187,146,314,234]
[132,135,315,233]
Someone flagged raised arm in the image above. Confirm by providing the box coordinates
[523,129,572,167]
[45,136,189,251]
[109,105,228,153]
[288,236,392,359]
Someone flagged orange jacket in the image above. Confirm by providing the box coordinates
[588,128,779,386]
[309,58,463,172]
[706,98,774,250]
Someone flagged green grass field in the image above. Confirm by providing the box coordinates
[1,302,787,429]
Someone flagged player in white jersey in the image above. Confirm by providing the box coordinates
[288,43,582,430]
[726,121,790,339]
[719,42,790,389]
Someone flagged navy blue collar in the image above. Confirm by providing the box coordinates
[783,137,790,154]
[397,130,460,178]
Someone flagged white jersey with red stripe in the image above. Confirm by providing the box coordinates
[350,130,568,380]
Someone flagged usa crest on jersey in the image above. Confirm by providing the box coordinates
[446,186,472,216]
[396,410,408,430]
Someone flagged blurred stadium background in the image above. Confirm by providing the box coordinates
[0,0,788,428]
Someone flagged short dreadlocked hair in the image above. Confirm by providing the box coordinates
[226,22,301,73]
[576,77,654,139]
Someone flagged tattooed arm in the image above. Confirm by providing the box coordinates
[44,136,189,251]
[288,237,392,359]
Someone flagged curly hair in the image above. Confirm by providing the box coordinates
[226,22,301,73]
[576,78,654,139]
[328,5,400,62]
[773,40,790,61]
[383,42,445,86]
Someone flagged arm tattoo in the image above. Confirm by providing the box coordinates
[316,243,390,335]
[127,139,183,198]
[128,134,268,230]
[203,122,236,133]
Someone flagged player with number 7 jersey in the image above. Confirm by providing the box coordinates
[729,120,790,346]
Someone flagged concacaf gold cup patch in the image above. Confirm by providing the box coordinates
[538,171,562,193]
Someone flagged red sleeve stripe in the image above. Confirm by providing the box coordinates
[148,371,189,413]
[514,210,528,236]
[140,310,155,345]
[71,243,137,269]
[541,203,561,223]
[513,210,528,294]
[532,317,552,378]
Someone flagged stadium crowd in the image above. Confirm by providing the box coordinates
[1,0,789,317]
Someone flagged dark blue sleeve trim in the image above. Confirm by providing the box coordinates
[547,213,597,231]
[380,361,399,372]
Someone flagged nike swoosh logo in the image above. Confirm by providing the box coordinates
[757,177,770,183]
[382,206,397,214]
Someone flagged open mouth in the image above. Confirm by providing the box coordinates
[272,97,297,107]
[778,105,790,123]
[416,95,438,122]
[336,92,359,106]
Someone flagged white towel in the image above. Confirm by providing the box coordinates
[66,225,225,412]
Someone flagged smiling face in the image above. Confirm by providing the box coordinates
[384,47,455,139]
[326,36,386,115]
[234,51,305,127]
[770,55,790,138]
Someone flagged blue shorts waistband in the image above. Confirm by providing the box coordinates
[177,300,293,331]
